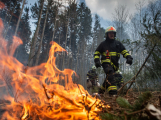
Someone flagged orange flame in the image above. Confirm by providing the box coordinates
[0,18,110,119]
[0,2,5,9]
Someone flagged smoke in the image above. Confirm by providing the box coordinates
[85,0,155,21]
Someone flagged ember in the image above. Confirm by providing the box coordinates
[0,14,110,120]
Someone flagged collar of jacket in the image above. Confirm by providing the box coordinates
[105,37,115,43]
[91,69,96,72]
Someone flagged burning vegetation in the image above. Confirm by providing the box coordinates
[1,1,161,120]
[0,17,110,119]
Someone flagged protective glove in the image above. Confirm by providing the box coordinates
[95,61,101,68]
[126,57,133,65]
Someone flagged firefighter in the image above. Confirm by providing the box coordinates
[94,26,133,96]
[86,66,100,92]
[115,70,124,89]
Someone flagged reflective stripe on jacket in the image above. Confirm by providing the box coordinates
[94,39,130,71]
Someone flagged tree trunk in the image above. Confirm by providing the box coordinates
[14,0,26,58]
[28,0,45,66]
[76,44,80,74]
[67,33,72,68]
[4,0,18,39]
[14,0,26,36]
[80,40,86,87]
[35,1,49,66]
[51,12,58,41]
[62,17,69,70]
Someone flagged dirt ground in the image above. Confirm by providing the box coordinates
[95,90,161,120]
[100,90,161,107]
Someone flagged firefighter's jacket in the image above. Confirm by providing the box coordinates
[94,39,131,71]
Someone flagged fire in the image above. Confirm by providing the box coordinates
[0,9,110,120]
[0,2,5,9]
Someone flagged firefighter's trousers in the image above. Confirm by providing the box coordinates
[99,63,117,95]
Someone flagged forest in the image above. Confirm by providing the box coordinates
[1,0,161,89]
[0,0,161,119]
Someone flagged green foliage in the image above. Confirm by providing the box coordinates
[93,14,105,47]
[100,113,123,120]
[100,92,152,120]
[77,2,92,43]
[116,97,133,109]
[140,0,161,85]
[101,112,151,120]
[133,91,152,110]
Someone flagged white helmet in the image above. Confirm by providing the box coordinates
[105,26,116,38]
[92,65,96,70]
[116,70,122,74]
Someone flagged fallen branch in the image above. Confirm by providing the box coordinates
[118,44,156,96]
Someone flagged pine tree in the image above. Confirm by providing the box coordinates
[66,2,78,69]
[38,2,58,64]
[76,2,92,86]
[93,14,100,48]
[92,14,105,54]
[28,0,45,66]
[14,7,31,65]
[0,0,21,40]
[140,0,161,89]
[35,0,50,66]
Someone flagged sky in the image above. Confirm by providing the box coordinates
[26,0,154,31]
[85,0,153,21]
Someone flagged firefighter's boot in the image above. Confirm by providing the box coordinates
[106,74,117,96]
